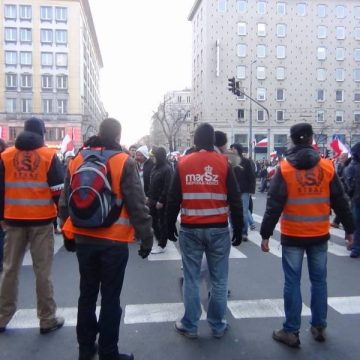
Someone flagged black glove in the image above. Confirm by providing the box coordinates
[63,238,76,252]
[168,225,178,242]
[138,246,151,259]
[232,229,242,246]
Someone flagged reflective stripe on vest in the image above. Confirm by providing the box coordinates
[286,197,330,205]
[282,214,329,222]
[5,198,54,206]
[181,207,229,216]
[5,181,49,188]
[182,192,227,200]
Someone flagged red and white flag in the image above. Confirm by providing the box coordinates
[60,134,75,155]
[256,138,268,147]
[330,136,348,158]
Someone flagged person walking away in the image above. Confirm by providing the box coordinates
[0,117,65,333]
[148,147,173,254]
[0,139,8,273]
[60,118,153,360]
[260,123,354,348]
[230,143,256,241]
[135,145,154,201]
[167,123,243,339]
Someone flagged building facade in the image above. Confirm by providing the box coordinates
[188,0,360,158]
[0,0,105,148]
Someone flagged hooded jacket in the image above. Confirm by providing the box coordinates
[260,145,354,246]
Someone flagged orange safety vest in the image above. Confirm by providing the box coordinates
[178,151,229,225]
[280,158,335,237]
[62,151,135,243]
[1,146,57,220]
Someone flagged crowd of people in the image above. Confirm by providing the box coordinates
[0,117,359,359]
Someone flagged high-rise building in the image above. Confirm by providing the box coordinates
[188,0,360,158]
[0,0,105,148]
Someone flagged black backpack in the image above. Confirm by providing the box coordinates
[69,149,122,228]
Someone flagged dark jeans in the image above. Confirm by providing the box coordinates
[76,243,129,360]
[0,227,4,271]
[149,203,167,247]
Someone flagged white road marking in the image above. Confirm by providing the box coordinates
[328,296,360,315]
[229,246,247,259]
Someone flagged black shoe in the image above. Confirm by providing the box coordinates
[79,344,98,360]
[40,316,64,334]
[350,251,360,258]
[311,326,326,342]
[174,321,198,339]
[242,235,248,242]
[272,329,300,348]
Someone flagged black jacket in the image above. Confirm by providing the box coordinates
[260,145,354,246]
[233,156,256,194]
[141,158,154,197]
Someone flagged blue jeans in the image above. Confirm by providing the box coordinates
[241,193,250,236]
[282,243,328,333]
[76,243,129,359]
[0,227,4,271]
[351,202,360,254]
[179,226,231,334]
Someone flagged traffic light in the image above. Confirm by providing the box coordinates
[228,77,236,93]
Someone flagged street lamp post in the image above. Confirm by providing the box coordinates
[249,60,257,159]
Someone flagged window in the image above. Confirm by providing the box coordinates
[237,65,246,79]
[317,4,327,18]
[45,128,65,142]
[237,0,247,13]
[296,3,307,16]
[356,28,360,41]
[56,75,68,90]
[317,68,326,81]
[356,6,360,19]
[57,100,67,114]
[41,29,53,44]
[55,7,67,22]
[257,23,266,36]
[21,74,32,89]
[20,28,32,43]
[55,30,67,45]
[335,5,346,19]
[277,2,286,16]
[257,44,266,58]
[257,1,266,15]
[218,0,227,12]
[317,110,325,123]
[276,88,284,101]
[6,98,17,113]
[257,110,265,121]
[20,52,32,66]
[257,88,266,101]
[238,22,246,35]
[40,6,53,21]
[317,89,325,101]
[56,53,68,67]
[336,90,344,102]
[237,87,245,100]
[19,5,32,20]
[5,27,17,42]
[41,52,53,67]
[276,23,286,37]
[21,99,32,113]
[336,68,345,82]
[276,67,285,80]
[42,75,53,89]
[355,49,360,61]
[354,91,360,102]
[257,66,266,79]
[4,5,16,20]
[276,110,284,122]
[336,48,345,61]
[274,134,287,146]
[5,73,17,89]
[354,111,360,123]
[237,109,245,122]
[318,26,327,39]
[42,99,53,113]
[237,44,247,57]
[336,27,346,40]
[355,69,360,82]
[5,51,17,66]
[276,45,286,59]
[317,47,326,60]
[336,110,344,123]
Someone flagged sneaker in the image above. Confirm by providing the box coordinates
[213,323,230,339]
[40,316,64,334]
[250,224,256,231]
[311,326,326,342]
[242,235,248,242]
[174,321,198,339]
[272,329,300,348]
[151,246,165,254]
[350,251,360,258]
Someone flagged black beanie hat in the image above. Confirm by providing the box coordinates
[215,131,228,148]
[24,117,46,136]
[290,123,313,144]
[230,143,243,156]
[194,123,215,150]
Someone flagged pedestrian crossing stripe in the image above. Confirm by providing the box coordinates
[5,296,360,330]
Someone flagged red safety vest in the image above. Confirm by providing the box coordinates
[1,146,57,220]
[62,151,135,243]
[178,151,229,225]
[280,158,335,237]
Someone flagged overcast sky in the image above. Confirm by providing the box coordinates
[88,0,194,147]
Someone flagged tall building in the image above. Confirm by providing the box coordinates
[0,0,105,148]
[188,0,360,159]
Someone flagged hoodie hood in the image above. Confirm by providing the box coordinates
[15,131,44,150]
[285,145,320,170]
[153,146,167,166]
[136,145,149,159]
